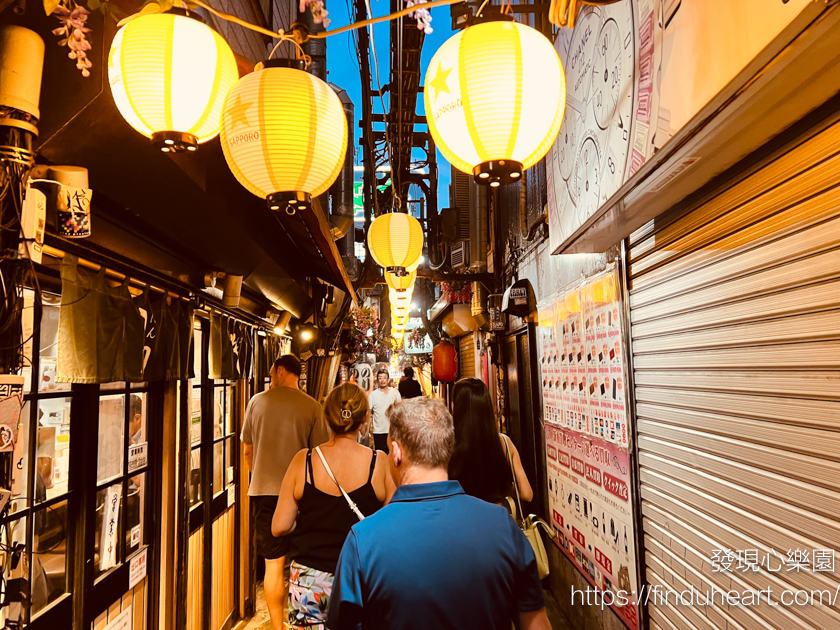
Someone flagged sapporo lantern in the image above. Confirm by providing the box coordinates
[424,20,565,187]
[385,269,416,293]
[108,11,238,152]
[368,212,424,276]
[221,59,348,213]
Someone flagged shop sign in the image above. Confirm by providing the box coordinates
[104,606,132,630]
[130,525,141,547]
[127,442,147,473]
[128,547,147,589]
[100,484,122,571]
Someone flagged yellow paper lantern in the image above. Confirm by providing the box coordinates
[385,270,416,293]
[220,59,347,213]
[108,11,238,152]
[368,212,424,276]
[424,20,565,187]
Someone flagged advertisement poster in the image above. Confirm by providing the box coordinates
[537,266,640,629]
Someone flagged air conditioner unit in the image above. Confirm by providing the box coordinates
[451,241,468,268]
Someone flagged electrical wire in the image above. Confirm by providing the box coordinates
[186,0,464,42]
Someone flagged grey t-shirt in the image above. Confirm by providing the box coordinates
[368,387,402,434]
[241,386,329,497]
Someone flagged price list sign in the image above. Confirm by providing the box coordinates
[537,265,640,630]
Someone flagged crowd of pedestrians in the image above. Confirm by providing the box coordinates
[242,355,552,630]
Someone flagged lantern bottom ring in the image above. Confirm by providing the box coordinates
[473,159,523,188]
[386,266,409,277]
[267,191,311,214]
[152,131,198,153]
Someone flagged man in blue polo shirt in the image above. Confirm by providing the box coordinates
[327,397,551,630]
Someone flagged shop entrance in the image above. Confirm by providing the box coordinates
[182,319,240,630]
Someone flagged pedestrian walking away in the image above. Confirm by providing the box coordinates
[241,354,330,630]
[327,397,552,630]
[397,366,422,399]
[272,382,395,629]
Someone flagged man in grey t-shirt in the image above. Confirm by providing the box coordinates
[242,354,329,630]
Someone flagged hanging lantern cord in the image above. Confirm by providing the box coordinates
[188,0,467,43]
[268,34,311,67]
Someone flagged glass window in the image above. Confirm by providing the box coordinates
[189,448,202,506]
[126,473,146,556]
[38,295,69,393]
[97,395,125,486]
[213,442,223,496]
[128,393,146,447]
[32,499,67,615]
[225,437,234,488]
[37,397,72,502]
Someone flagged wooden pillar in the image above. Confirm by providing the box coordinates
[158,381,178,629]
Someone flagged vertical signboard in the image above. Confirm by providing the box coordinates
[537,264,640,629]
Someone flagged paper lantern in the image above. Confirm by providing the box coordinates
[424,20,565,187]
[108,11,238,152]
[432,339,458,382]
[220,59,348,213]
[368,212,424,276]
[385,270,416,293]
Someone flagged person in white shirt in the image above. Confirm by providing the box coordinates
[367,369,401,454]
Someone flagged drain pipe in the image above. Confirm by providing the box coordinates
[329,83,355,241]
[329,83,358,281]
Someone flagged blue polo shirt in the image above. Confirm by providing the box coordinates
[327,481,544,630]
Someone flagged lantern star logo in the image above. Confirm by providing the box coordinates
[226,94,252,132]
[428,63,452,103]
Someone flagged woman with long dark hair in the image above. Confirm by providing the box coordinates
[448,377,533,504]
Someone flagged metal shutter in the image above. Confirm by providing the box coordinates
[628,117,840,630]
[459,333,476,380]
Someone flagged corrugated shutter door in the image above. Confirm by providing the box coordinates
[628,118,840,630]
[459,333,476,380]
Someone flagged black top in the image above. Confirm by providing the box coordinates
[398,378,422,399]
[291,449,383,573]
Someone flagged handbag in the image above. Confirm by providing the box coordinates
[503,435,552,579]
[314,446,365,521]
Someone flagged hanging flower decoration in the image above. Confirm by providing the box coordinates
[406,0,432,34]
[299,0,330,27]
[51,4,93,77]
[346,306,395,360]
[440,281,472,304]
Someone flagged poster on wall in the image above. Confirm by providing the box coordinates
[537,265,639,630]
[546,0,812,253]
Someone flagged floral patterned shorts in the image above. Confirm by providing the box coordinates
[286,560,334,629]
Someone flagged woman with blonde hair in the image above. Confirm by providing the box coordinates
[272,382,395,628]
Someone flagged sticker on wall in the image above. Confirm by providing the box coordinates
[127,442,147,473]
[129,548,148,590]
[131,524,142,547]
[103,606,132,630]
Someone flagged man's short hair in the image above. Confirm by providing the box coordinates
[403,366,414,378]
[388,398,454,469]
[376,368,389,378]
[273,354,302,377]
[130,393,143,418]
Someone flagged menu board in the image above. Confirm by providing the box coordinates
[537,265,640,630]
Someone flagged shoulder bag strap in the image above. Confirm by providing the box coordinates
[502,434,524,524]
[314,446,365,521]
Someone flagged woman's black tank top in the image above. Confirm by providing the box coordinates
[291,448,383,573]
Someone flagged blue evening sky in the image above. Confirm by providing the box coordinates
[325,0,454,211]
